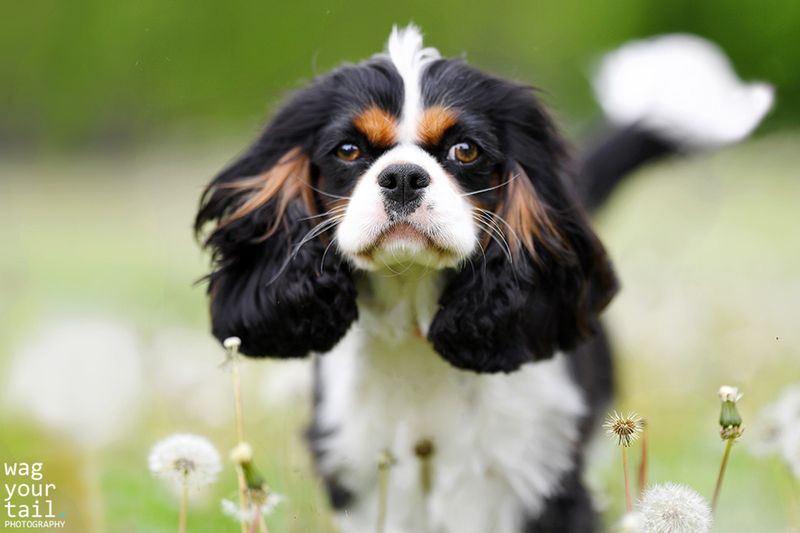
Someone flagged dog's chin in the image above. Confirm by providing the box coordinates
[347,222,466,271]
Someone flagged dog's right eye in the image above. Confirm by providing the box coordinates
[335,143,361,162]
[447,140,480,164]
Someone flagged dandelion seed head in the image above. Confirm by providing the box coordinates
[603,411,644,447]
[230,442,253,464]
[223,336,242,350]
[148,433,222,489]
[718,385,743,403]
[640,482,712,533]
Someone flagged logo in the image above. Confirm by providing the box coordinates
[3,462,66,529]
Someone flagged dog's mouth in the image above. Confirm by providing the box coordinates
[356,221,458,265]
[376,222,431,246]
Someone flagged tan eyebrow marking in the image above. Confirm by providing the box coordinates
[418,106,459,145]
[353,106,398,147]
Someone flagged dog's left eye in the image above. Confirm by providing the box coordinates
[447,141,480,163]
[335,143,361,162]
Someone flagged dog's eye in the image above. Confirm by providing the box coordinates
[335,143,361,162]
[447,141,480,163]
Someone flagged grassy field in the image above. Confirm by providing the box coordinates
[1,131,798,532]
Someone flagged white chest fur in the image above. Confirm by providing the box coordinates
[315,271,587,533]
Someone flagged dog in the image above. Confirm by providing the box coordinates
[195,26,772,532]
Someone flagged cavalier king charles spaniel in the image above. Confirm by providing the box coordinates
[195,26,772,533]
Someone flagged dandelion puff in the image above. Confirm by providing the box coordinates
[749,385,800,458]
[221,493,285,524]
[604,411,644,447]
[5,316,143,448]
[148,433,222,490]
[640,482,712,533]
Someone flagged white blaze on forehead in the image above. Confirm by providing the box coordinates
[386,24,441,144]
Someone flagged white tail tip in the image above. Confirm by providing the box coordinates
[593,34,774,149]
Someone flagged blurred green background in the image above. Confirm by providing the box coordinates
[2,0,799,149]
[1,1,799,532]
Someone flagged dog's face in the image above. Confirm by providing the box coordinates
[196,26,617,373]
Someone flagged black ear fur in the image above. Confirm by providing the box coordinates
[427,86,618,373]
[195,91,358,358]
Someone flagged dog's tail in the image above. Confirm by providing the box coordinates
[577,34,774,212]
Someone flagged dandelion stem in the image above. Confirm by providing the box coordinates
[785,466,800,530]
[256,500,270,533]
[178,477,188,533]
[637,421,649,495]
[232,356,246,445]
[235,468,249,533]
[228,343,249,533]
[258,513,270,533]
[622,446,633,513]
[376,450,394,533]
[711,438,733,512]
[248,503,261,533]
[83,454,105,533]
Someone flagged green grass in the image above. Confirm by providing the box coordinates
[1,132,798,532]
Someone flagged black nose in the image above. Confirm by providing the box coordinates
[377,163,430,212]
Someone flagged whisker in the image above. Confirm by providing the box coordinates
[292,216,343,250]
[475,214,514,263]
[461,172,521,197]
[474,207,522,251]
[379,258,405,277]
[266,217,344,285]
[472,212,513,263]
[320,235,339,273]
[301,182,349,200]
[298,206,348,221]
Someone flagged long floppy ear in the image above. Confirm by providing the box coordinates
[428,87,618,373]
[195,92,358,358]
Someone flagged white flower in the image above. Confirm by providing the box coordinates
[221,493,284,523]
[749,385,800,458]
[618,511,645,533]
[148,433,222,489]
[718,385,742,403]
[5,316,143,448]
[639,483,712,533]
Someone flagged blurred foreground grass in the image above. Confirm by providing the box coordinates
[1,131,799,532]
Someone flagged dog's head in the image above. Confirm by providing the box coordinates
[195,26,618,372]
